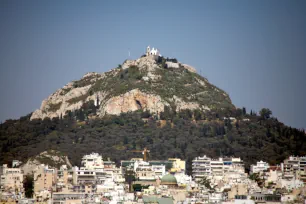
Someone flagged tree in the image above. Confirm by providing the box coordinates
[23,175,34,198]
[141,110,151,118]
[236,108,243,117]
[123,136,129,145]
[259,108,272,119]
[160,106,174,120]
[193,109,202,120]
[197,176,215,192]
[124,170,136,192]
[242,107,246,115]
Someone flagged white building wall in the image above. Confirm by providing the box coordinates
[250,161,269,174]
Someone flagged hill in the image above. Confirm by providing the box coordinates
[0,55,305,174]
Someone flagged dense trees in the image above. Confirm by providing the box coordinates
[0,108,305,175]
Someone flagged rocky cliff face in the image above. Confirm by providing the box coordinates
[30,56,234,120]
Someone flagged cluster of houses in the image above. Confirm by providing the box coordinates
[0,153,306,203]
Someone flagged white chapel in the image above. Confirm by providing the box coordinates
[146,46,162,57]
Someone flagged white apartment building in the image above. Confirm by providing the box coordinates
[152,165,166,178]
[81,153,104,171]
[134,161,156,181]
[103,161,125,183]
[192,155,244,181]
[133,160,166,181]
[210,159,224,177]
[73,166,96,185]
[192,155,211,180]
[250,160,270,174]
[74,153,126,186]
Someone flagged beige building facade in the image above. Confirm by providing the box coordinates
[34,165,56,199]
[0,164,24,194]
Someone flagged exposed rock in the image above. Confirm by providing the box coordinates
[172,96,200,112]
[31,85,92,120]
[21,150,72,175]
[99,89,169,116]
[122,60,137,69]
[182,64,197,73]
[122,55,159,71]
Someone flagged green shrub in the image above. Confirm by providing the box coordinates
[48,102,62,112]
[67,94,89,104]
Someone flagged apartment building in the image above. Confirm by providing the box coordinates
[192,155,211,180]
[250,160,270,174]
[81,152,104,171]
[210,159,224,177]
[56,165,69,190]
[0,164,24,194]
[133,161,156,181]
[299,156,306,182]
[281,156,300,179]
[192,155,244,180]
[168,158,186,173]
[33,164,56,199]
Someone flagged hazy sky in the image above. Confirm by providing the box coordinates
[0,0,305,129]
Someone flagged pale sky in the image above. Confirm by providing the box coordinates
[0,0,306,129]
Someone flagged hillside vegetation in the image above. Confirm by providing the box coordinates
[1,108,305,174]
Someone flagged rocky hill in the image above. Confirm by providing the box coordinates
[1,55,305,174]
[30,55,234,120]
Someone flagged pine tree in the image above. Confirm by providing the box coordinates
[242,107,246,115]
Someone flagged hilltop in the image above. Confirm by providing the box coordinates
[30,55,234,120]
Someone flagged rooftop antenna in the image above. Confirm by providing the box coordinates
[128,48,130,58]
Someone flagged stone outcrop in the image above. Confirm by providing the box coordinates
[99,89,169,116]
[30,72,107,120]
[172,96,200,112]
[122,55,159,71]
[182,64,196,73]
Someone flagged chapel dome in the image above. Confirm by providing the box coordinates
[161,174,177,185]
